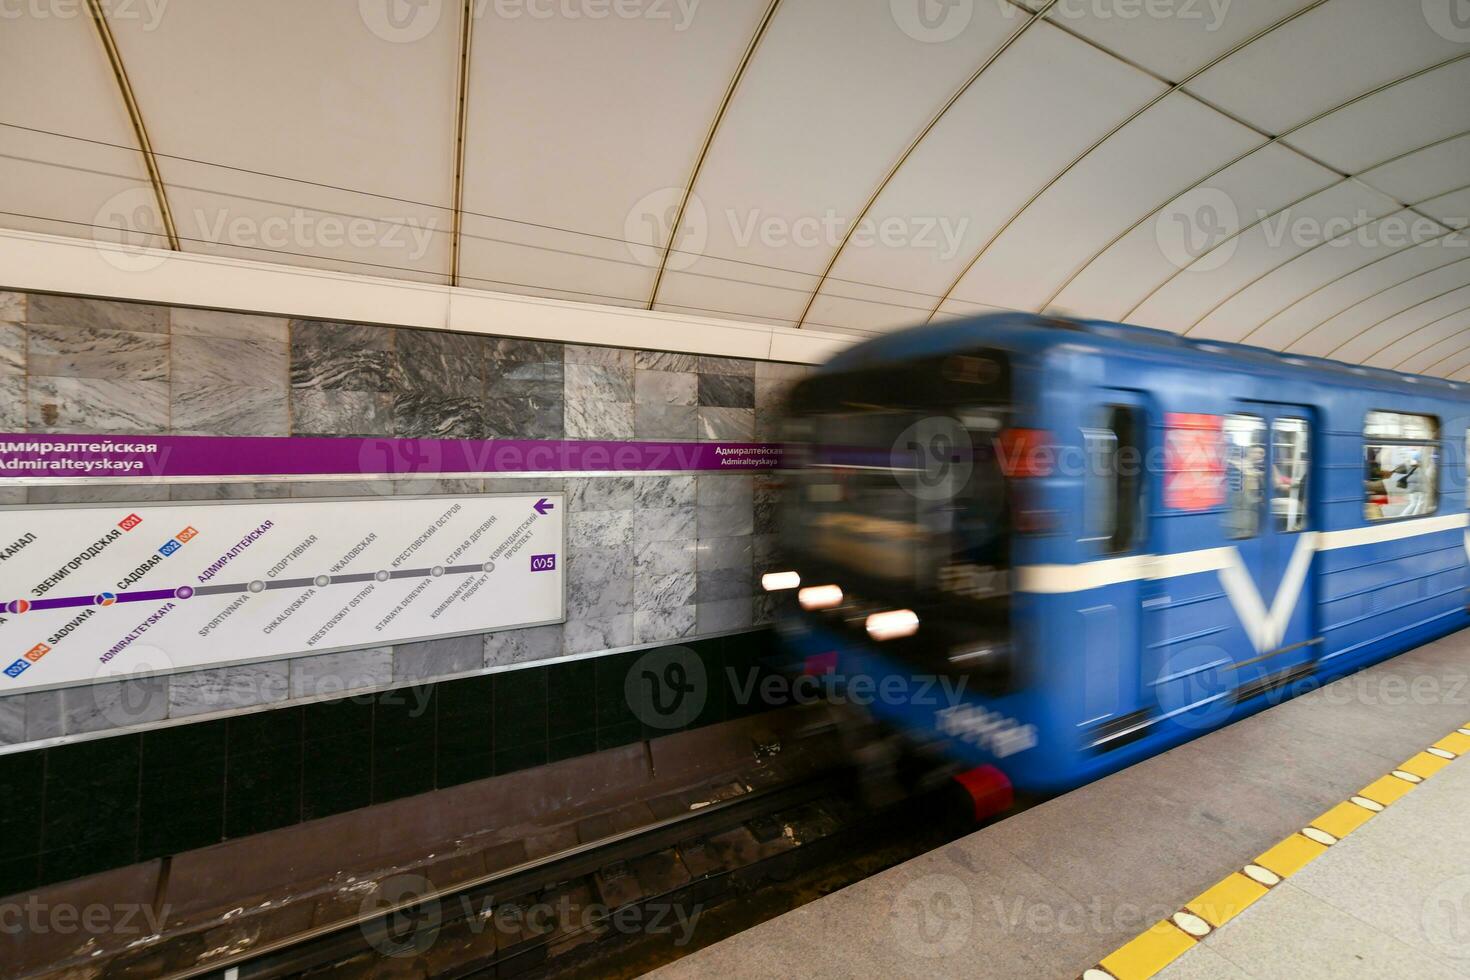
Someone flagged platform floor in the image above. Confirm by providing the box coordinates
[647,631,1470,979]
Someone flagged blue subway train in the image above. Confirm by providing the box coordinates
[765,313,1469,795]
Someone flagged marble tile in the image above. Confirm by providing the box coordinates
[28,376,169,432]
[635,475,696,509]
[567,551,635,618]
[0,322,25,374]
[0,695,24,745]
[167,662,289,718]
[18,690,61,742]
[635,605,696,645]
[698,407,755,441]
[634,506,696,544]
[569,509,633,551]
[634,570,695,610]
[697,502,754,538]
[397,328,483,359]
[754,592,779,627]
[290,389,393,436]
[169,482,291,500]
[291,345,395,393]
[565,399,634,440]
[485,623,564,667]
[697,474,753,508]
[636,351,698,372]
[0,486,23,505]
[483,388,564,440]
[565,344,634,369]
[27,294,168,333]
[564,614,634,655]
[694,565,752,603]
[392,478,482,496]
[635,538,698,577]
[172,334,286,389]
[753,533,782,572]
[173,383,290,436]
[486,338,563,365]
[27,483,168,504]
[565,363,634,403]
[697,374,754,408]
[26,322,170,381]
[635,371,697,406]
[697,355,755,377]
[484,476,563,494]
[0,291,25,323]
[398,350,482,399]
[754,360,809,381]
[696,535,752,572]
[289,480,386,497]
[171,307,289,343]
[696,598,753,633]
[289,647,393,699]
[0,375,23,430]
[568,476,636,512]
[64,676,170,732]
[754,476,780,534]
[290,318,394,350]
[393,390,483,439]
[635,402,697,440]
[394,635,484,681]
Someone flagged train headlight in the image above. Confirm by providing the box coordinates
[762,571,801,591]
[865,609,919,641]
[798,584,843,610]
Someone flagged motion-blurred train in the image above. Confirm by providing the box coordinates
[764,313,1468,796]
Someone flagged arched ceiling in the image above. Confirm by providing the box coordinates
[2,0,1468,374]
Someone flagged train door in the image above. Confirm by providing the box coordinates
[1220,405,1317,697]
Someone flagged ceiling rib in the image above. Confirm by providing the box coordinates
[1414,313,1470,374]
[449,0,474,287]
[1324,279,1470,359]
[646,0,782,309]
[1389,300,1470,369]
[789,0,1061,329]
[84,0,178,251]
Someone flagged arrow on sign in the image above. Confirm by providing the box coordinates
[533,498,554,515]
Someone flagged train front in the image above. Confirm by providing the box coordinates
[762,338,1074,799]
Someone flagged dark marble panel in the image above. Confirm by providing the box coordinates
[392,391,483,439]
[291,389,393,436]
[397,328,484,359]
[290,345,395,392]
[290,318,394,350]
[483,391,564,440]
[398,352,482,400]
[635,351,698,372]
[697,373,754,408]
[27,294,168,333]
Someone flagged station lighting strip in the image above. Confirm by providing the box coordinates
[1081,725,1470,980]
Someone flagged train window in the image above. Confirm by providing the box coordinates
[1364,411,1439,521]
[1271,418,1310,533]
[1223,415,1265,539]
[1083,405,1143,554]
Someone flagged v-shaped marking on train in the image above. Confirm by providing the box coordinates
[1215,532,1319,654]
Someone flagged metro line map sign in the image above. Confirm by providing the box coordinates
[0,494,564,693]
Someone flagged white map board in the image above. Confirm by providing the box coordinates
[0,493,564,693]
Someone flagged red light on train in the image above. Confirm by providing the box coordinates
[997,428,1053,478]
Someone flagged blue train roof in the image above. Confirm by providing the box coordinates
[818,313,1468,397]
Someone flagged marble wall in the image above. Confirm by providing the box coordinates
[0,291,807,750]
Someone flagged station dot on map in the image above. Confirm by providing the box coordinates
[314,575,330,587]
[482,561,495,573]
[375,570,390,582]
[95,592,116,606]
[7,600,29,614]
[248,580,265,593]
[431,566,444,577]
[175,586,194,600]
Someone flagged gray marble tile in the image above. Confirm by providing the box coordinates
[486,358,563,384]
[26,322,170,381]
[697,501,754,538]
[636,351,698,372]
[696,598,754,633]
[397,328,483,359]
[634,506,695,544]
[567,551,635,618]
[392,478,482,496]
[0,291,25,323]
[483,388,564,440]
[697,374,754,408]
[27,294,168,333]
[484,476,563,494]
[27,483,168,504]
[485,622,564,667]
[695,565,752,603]
[64,676,170,732]
[169,482,292,500]
[290,318,394,350]
[564,614,633,655]
[565,399,633,440]
[753,533,782,572]
[634,402,697,440]
[635,605,696,645]
[635,475,696,509]
[569,509,633,551]
[635,371,696,406]
[291,345,395,393]
[565,344,634,369]
[0,322,25,374]
[173,383,290,436]
[0,486,24,505]
[289,647,393,699]
[171,307,289,343]
[393,389,483,440]
[289,480,385,497]
[394,634,486,681]
[19,690,61,742]
[167,662,289,718]
[754,475,780,534]
[635,538,697,577]
[697,535,752,572]
[565,363,633,403]
[28,376,169,432]
[698,407,755,441]
[568,476,636,512]
[0,695,24,745]
[290,389,393,436]
[172,334,286,390]
[398,350,482,399]
[635,570,695,610]
[754,360,809,381]
[486,338,563,365]
[0,376,23,430]
[697,355,755,377]
[698,474,753,508]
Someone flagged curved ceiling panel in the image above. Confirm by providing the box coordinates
[1362,133,1470,202]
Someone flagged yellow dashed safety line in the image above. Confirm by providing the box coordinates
[1079,724,1470,980]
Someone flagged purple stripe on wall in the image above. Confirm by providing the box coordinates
[0,433,783,479]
